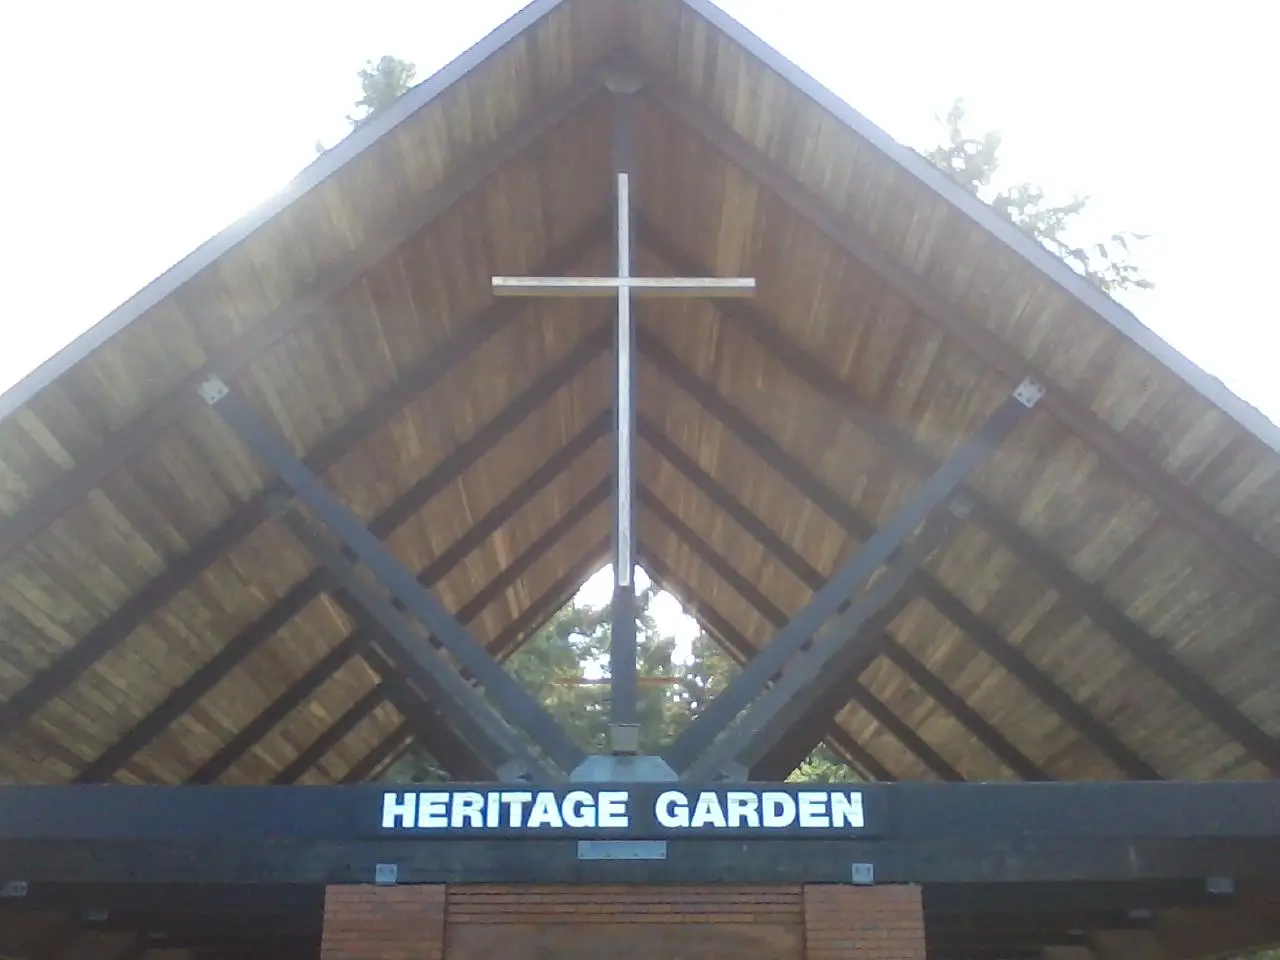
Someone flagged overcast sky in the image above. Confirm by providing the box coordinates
[1,0,1275,643]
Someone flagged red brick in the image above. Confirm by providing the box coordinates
[803,885,925,960]
[321,884,446,960]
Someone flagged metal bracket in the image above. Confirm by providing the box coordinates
[1013,377,1046,408]
[577,840,667,861]
[850,862,875,885]
[374,863,399,886]
[197,376,229,406]
[1205,876,1235,896]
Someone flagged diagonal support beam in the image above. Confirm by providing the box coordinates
[663,378,1041,775]
[639,415,1051,782]
[686,515,957,781]
[637,103,1280,773]
[0,216,610,744]
[71,350,608,784]
[273,505,561,781]
[359,641,496,781]
[638,545,893,781]
[640,330,1162,780]
[203,380,586,777]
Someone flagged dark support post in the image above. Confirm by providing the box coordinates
[664,378,1044,775]
[608,76,640,754]
[201,378,584,777]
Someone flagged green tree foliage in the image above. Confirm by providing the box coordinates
[347,55,418,130]
[921,98,1151,295]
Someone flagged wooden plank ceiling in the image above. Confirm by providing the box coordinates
[0,0,1277,786]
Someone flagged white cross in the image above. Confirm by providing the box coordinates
[493,171,755,590]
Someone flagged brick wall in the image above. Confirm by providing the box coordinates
[319,882,925,960]
[321,884,445,960]
[804,884,927,960]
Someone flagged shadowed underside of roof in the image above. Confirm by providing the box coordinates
[0,0,1277,788]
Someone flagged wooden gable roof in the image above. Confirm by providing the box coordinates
[0,0,1277,786]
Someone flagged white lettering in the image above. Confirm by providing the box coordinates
[417,792,449,828]
[501,791,533,827]
[381,791,416,829]
[597,790,630,828]
[562,790,596,828]
[725,791,759,828]
[654,790,689,828]
[690,792,727,828]
[761,791,796,828]
[527,791,564,828]
[450,791,485,828]
[798,791,829,828]
[486,791,500,828]
[830,792,864,829]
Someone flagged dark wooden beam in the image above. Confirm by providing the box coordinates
[638,330,1162,780]
[638,99,1280,772]
[69,336,608,782]
[845,681,965,781]
[662,378,1036,776]
[0,66,608,566]
[182,632,371,785]
[359,641,497,782]
[0,217,610,744]
[209,383,586,778]
[879,635,1051,781]
[643,75,1280,599]
[270,685,386,785]
[339,722,411,785]
[637,543,892,782]
[276,511,559,782]
[640,413,1050,782]
[488,541,610,660]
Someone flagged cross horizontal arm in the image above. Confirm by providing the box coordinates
[200,377,586,777]
[492,276,755,297]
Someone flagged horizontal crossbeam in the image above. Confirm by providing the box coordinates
[664,378,1040,775]
[493,276,755,297]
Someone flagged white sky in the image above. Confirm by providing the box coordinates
[1,0,1276,655]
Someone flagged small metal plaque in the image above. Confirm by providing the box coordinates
[850,862,875,885]
[577,840,668,861]
[374,863,398,885]
[0,880,28,899]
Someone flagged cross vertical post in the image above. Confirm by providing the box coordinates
[491,69,755,759]
[609,79,639,751]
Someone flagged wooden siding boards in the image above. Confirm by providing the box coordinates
[0,0,1274,785]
